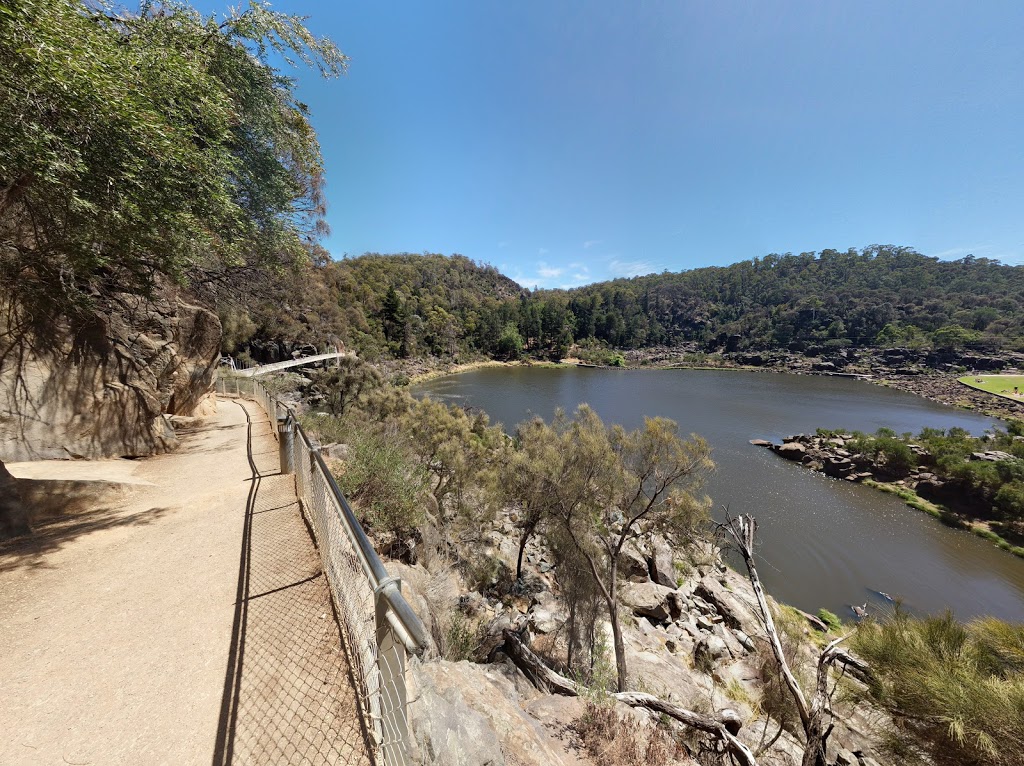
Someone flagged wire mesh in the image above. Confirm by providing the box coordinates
[237,378,422,766]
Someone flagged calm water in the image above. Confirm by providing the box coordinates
[414,367,1024,622]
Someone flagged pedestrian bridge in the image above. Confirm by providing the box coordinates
[233,351,350,377]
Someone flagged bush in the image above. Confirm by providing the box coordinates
[817,608,843,631]
[331,425,426,534]
[994,481,1024,521]
[574,700,679,766]
[853,610,1024,766]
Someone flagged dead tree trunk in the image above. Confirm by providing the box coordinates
[723,514,860,766]
[500,629,761,766]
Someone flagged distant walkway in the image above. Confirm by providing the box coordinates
[236,352,350,377]
[0,399,370,765]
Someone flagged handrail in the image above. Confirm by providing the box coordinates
[223,374,428,765]
[294,417,430,654]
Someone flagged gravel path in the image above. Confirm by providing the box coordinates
[0,398,370,766]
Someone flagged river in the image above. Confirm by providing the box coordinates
[413,367,1024,623]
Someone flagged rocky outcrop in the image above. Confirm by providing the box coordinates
[0,289,221,462]
[407,660,589,766]
[0,460,28,537]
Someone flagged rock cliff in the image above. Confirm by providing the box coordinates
[0,288,221,462]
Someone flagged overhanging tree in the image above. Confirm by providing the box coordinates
[0,0,346,323]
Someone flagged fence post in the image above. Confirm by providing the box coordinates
[375,578,410,766]
[277,415,295,475]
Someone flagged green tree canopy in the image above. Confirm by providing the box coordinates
[0,0,345,322]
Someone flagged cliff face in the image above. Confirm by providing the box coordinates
[0,288,221,462]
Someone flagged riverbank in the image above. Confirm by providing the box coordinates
[751,432,1024,560]
[620,345,1024,421]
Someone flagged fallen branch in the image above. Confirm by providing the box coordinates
[500,630,761,766]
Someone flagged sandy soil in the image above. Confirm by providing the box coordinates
[0,400,369,765]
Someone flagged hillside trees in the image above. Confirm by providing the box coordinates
[234,247,1024,364]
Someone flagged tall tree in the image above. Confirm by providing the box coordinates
[0,0,346,323]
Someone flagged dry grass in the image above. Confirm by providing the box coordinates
[574,700,683,766]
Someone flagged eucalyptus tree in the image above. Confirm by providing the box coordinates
[0,0,346,323]
[510,405,714,691]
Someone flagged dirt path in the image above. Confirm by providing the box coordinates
[0,399,370,765]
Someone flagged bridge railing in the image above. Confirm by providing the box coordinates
[217,375,428,766]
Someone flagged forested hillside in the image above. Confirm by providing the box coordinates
[231,246,1024,362]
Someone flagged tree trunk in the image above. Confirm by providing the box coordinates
[501,630,760,766]
[608,598,628,692]
[515,521,535,581]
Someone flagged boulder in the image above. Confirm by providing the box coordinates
[834,749,857,766]
[694,577,759,636]
[619,581,676,623]
[694,634,730,666]
[648,539,677,588]
[776,442,806,460]
[620,540,650,582]
[823,456,855,478]
[408,660,585,766]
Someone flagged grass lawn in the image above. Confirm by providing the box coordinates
[958,374,1024,401]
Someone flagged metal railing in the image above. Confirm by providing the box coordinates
[217,375,428,766]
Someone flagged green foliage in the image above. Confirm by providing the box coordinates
[403,396,506,519]
[994,482,1024,520]
[933,324,983,349]
[495,322,524,360]
[228,245,1024,366]
[0,0,345,322]
[311,356,384,418]
[816,608,843,631]
[442,612,478,662]
[853,610,1024,766]
[508,404,713,690]
[329,423,426,534]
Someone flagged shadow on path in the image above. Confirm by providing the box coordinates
[212,401,372,766]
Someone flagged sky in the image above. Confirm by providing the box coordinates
[201,1,1024,287]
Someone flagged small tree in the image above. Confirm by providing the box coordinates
[404,397,505,521]
[512,405,713,691]
[312,355,382,418]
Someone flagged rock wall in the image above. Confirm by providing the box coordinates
[0,289,221,461]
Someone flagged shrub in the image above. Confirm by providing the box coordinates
[994,481,1024,521]
[574,700,679,766]
[853,610,1024,766]
[817,608,843,631]
[332,425,426,534]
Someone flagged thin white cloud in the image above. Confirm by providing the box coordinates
[608,258,656,278]
[497,240,509,249]
[538,247,549,255]
[537,262,564,279]
[930,245,988,259]
[583,239,602,249]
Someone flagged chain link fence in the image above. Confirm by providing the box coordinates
[217,376,428,766]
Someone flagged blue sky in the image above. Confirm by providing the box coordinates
[209,1,1024,286]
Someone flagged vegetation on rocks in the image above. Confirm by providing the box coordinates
[758,421,1024,556]
[1,0,345,324]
